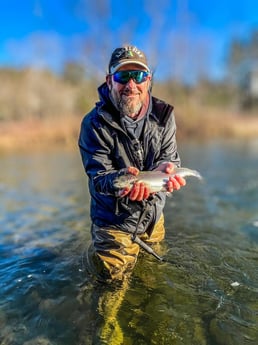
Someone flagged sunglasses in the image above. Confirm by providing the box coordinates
[112,70,150,84]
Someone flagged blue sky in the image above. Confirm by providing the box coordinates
[1,0,258,82]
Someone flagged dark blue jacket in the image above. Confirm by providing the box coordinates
[78,83,181,234]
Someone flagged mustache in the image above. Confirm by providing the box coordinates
[121,90,139,96]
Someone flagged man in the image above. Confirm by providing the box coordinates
[79,45,186,283]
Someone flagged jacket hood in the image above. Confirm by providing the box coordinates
[97,82,119,116]
[98,82,110,104]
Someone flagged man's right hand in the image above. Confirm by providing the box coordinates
[128,182,151,201]
[119,166,151,201]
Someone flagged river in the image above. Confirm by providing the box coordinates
[0,139,258,345]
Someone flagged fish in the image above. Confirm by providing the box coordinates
[114,167,203,193]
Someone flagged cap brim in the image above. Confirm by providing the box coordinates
[110,60,150,74]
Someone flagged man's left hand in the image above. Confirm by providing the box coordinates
[155,162,186,193]
[166,175,186,193]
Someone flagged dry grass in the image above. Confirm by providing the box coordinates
[1,106,258,152]
[176,104,258,140]
[0,115,82,152]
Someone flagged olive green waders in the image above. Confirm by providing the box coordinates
[84,215,165,343]
[87,214,165,282]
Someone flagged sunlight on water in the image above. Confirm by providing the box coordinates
[0,141,258,344]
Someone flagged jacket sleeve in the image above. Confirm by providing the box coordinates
[78,112,125,196]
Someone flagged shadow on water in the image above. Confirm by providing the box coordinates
[0,141,258,344]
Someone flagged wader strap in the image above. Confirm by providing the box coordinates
[132,235,164,261]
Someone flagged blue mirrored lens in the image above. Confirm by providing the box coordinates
[113,71,149,84]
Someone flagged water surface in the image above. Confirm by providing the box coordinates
[0,141,258,344]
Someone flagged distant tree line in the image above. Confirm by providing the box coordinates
[0,65,238,122]
[1,27,258,122]
[227,29,258,109]
[0,67,99,121]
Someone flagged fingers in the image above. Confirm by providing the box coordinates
[121,166,186,198]
[125,167,150,201]
[127,166,139,176]
[154,162,175,173]
[166,179,174,193]
[142,184,151,199]
[166,175,186,193]
[164,162,175,174]
[174,175,186,186]
[118,186,131,197]
[129,182,150,201]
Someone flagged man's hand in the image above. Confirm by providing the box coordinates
[155,162,186,193]
[118,163,186,200]
[166,175,186,193]
[128,182,151,201]
[119,166,151,201]
[155,161,175,174]
[126,166,139,176]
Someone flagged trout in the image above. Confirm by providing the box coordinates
[114,167,202,193]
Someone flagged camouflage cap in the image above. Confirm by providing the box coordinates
[108,45,150,74]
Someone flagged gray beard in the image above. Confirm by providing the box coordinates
[117,98,142,118]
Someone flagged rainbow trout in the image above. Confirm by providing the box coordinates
[114,167,202,193]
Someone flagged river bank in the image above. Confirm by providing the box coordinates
[0,116,81,152]
[1,108,258,152]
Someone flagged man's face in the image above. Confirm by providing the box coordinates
[107,63,152,119]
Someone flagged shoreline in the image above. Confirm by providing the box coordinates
[1,112,258,153]
[0,117,81,152]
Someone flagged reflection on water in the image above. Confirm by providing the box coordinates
[0,141,258,344]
